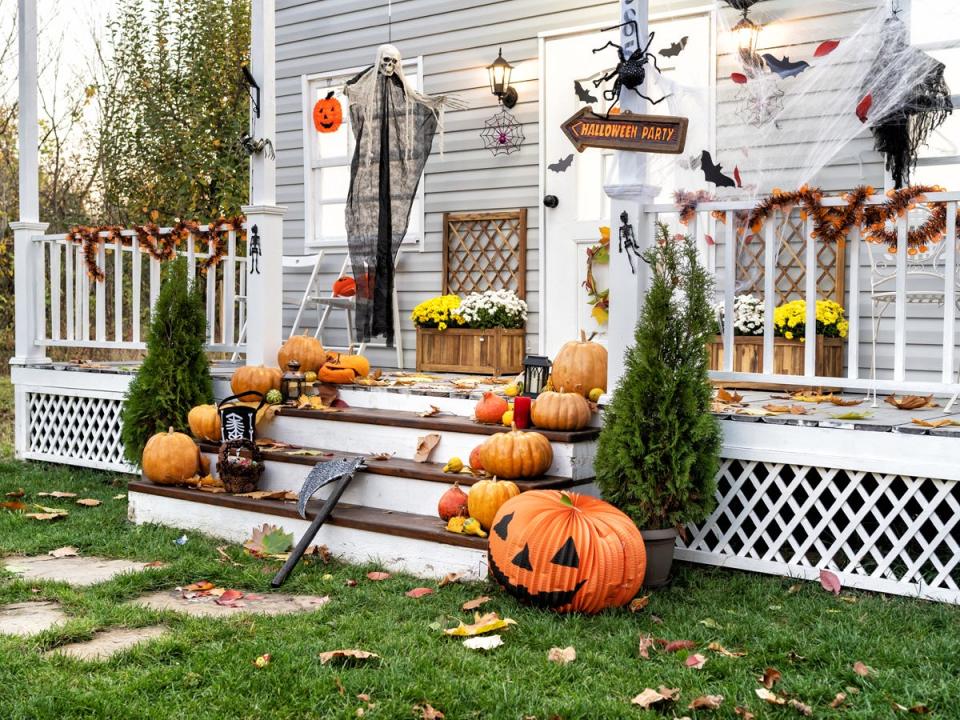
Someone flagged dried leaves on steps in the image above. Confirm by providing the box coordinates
[912,417,960,428]
[885,394,938,410]
[414,434,441,463]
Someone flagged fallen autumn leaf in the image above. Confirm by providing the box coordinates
[318,649,380,665]
[406,587,434,598]
[685,653,707,669]
[630,687,679,709]
[819,569,842,595]
[547,646,576,665]
[688,694,724,710]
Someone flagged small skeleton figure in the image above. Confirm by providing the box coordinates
[618,211,642,274]
[248,224,261,275]
[593,21,670,117]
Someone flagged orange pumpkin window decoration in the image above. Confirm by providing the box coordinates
[313,91,343,133]
[488,490,646,614]
[332,276,356,297]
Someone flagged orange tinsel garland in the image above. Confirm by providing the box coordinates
[69,216,245,281]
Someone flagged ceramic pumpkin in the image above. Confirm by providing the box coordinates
[488,490,646,614]
[187,404,220,442]
[479,427,553,479]
[475,392,508,424]
[142,428,203,485]
[467,477,520,530]
[277,334,326,373]
[318,353,371,383]
[531,390,592,431]
[231,365,282,396]
[551,331,608,397]
[332,276,357,297]
[312,91,343,133]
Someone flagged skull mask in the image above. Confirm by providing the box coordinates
[380,52,399,77]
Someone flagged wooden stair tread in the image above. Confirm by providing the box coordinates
[198,441,587,490]
[275,406,600,443]
[128,480,488,550]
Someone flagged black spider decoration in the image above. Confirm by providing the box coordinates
[592,21,669,118]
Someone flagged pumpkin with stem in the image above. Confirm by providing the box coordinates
[332,276,357,297]
[488,490,646,614]
[551,330,608,397]
[475,392,509,424]
[531,389,592,431]
[479,425,553,479]
[319,353,371,384]
[313,91,343,133]
[467,477,520,530]
[277,334,326,374]
[187,404,221,442]
[142,427,203,485]
[230,365,282,396]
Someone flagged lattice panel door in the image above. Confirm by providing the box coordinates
[27,392,128,471]
[443,210,527,299]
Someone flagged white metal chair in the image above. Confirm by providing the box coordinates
[866,234,960,408]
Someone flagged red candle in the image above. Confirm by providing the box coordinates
[513,396,531,429]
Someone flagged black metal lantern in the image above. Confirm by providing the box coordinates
[487,48,518,109]
[280,360,306,404]
[522,355,551,398]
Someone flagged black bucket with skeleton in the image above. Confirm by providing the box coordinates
[218,391,266,443]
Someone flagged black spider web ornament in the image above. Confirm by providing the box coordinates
[480,108,525,156]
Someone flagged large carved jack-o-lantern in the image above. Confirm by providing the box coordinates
[488,490,646,614]
[313,91,343,133]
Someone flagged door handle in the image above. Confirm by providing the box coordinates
[543,195,559,208]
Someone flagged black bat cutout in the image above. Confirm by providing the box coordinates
[762,53,811,79]
[659,36,688,58]
[574,80,598,104]
[548,154,574,173]
[701,150,736,188]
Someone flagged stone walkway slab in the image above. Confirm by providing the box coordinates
[3,556,155,587]
[0,601,67,636]
[47,626,169,661]
[131,590,331,618]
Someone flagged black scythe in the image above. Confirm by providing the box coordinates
[271,455,366,587]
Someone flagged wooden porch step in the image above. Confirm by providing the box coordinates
[275,406,600,443]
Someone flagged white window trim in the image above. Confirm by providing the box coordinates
[301,58,426,252]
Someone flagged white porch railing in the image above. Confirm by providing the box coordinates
[29,225,249,356]
[642,191,960,398]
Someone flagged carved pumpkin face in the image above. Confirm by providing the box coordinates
[313,91,343,133]
[488,490,646,614]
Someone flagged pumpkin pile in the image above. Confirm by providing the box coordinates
[488,490,646,614]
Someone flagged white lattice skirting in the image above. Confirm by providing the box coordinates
[24,391,130,472]
[677,459,960,603]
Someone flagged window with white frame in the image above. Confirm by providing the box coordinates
[302,58,425,249]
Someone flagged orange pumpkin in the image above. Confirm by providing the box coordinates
[469,444,485,472]
[231,365,282,396]
[438,483,469,521]
[475,392,508,424]
[312,91,343,133]
[531,390,592,431]
[488,490,646,614]
[277,334,326,373]
[187,404,221,442]
[332,276,357,297]
[551,331,608,397]
[142,427,203,485]
[479,427,553,479]
[318,353,371,384]
[467,477,520,530]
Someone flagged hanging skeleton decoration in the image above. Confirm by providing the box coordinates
[618,211,642,274]
[865,13,952,188]
[344,45,464,345]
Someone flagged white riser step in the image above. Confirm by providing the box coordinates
[128,491,488,580]
[265,415,597,481]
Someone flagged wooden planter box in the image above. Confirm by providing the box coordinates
[416,327,525,375]
[708,335,844,377]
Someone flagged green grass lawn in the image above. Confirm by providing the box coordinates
[0,462,959,719]
[0,376,13,459]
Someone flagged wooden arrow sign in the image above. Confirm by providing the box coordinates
[561,107,688,154]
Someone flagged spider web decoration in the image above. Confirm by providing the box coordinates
[736,72,785,128]
[480,109,525,156]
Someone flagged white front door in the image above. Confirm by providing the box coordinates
[541,12,714,358]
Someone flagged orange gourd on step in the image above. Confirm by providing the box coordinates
[467,477,520,530]
[530,390,592,431]
[142,428,203,485]
[487,490,646,614]
[438,483,469,521]
[550,331,608,397]
[187,404,221,442]
[478,426,553,479]
[475,392,509,424]
[318,353,371,384]
[231,365,282,396]
[469,444,485,472]
[277,334,326,373]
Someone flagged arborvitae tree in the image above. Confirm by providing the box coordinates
[122,259,212,465]
[594,225,721,530]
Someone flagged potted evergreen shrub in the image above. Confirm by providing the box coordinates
[594,226,721,587]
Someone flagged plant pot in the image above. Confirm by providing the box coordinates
[707,335,844,378]
[641,527,679,588]
[415,327,525,375]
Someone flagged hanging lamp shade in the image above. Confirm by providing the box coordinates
[487,48,514,99]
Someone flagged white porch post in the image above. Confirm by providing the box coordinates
[11,0,49,367]
[242,0,285,367]
[604,0,658,392]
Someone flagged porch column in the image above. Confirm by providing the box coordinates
[11,0,49,366]
[242,0,285,367]
[603,0,658,391]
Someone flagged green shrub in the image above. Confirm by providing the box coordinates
[594,225,721,529]
[121,259,212,465]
